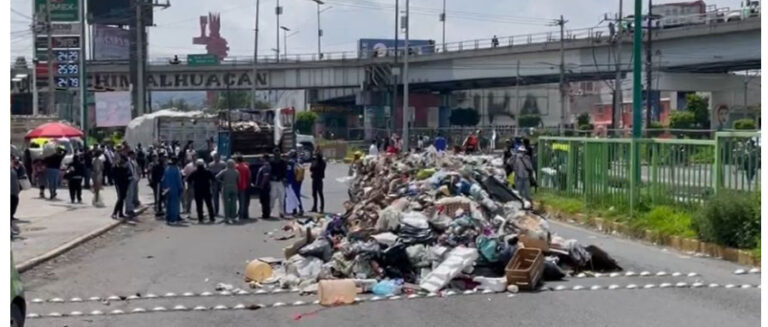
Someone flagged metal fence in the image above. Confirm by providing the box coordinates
[536,132,760,214]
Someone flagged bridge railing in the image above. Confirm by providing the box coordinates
[136,12,758,67]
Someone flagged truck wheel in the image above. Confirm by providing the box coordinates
[11,302,24,327]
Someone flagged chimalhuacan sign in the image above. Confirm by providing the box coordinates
[89,71,269,91]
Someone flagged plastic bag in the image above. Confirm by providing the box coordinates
[472,276,507,292]
[476,236,500,263]
[298,237,333,262]
[405,244,429,268]
[372,279,403,296]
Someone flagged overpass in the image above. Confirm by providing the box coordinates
[86,17,760,92]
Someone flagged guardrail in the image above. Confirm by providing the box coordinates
[126,10,758,67]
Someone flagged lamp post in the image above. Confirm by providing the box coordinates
[276,0,282,62]
[310,0,330,59]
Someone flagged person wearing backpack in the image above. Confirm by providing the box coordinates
[285,151,304,217]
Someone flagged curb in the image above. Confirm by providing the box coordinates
[541,204,760,268]
[16,205,150,273]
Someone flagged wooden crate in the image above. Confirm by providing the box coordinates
[505,248,544,291]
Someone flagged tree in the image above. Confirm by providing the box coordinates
[519,115,542,128]
[684,94,710,129]
[159,98,192,111]
[449,108,480,126]
[295,111,318,134]
[577,113,593,131]
[669,111,696,130]
[518,94,542,128]
[215,91,271,110]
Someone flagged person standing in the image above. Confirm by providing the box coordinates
[235,155,252,220]
[512,146,535,201]
[11,158,21,236]
[216,159,240,224]
[32,158,46,198]
[189,159,216,223]
[269,150,287,219]
[162,158,184,225]
[64,155,85,203]
[103,145,114,186]
[136,143,147,178]
[91,149,104,207]
[82,148,93,189]
[124,151,140,220]
[310,150,326,213]
[369,140,379,156]
[43,147,65,199]
[181,153,197,217]
[149,153,167,217]
[285,151,304,217]
[208,154,226,217]
[111,154,130,221]
[462,131,479,154]
[254,154,272,219]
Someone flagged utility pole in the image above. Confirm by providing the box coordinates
[390,0,399,136]
[281,26,290,57]
[46,0,55,115]
[79,0,87,134]
[613,0,624,133]
[645,0,653,129]
[136,0,146,116]
[276,0,281,62]
[515,59,521,118]
[632,0,642,138]
[402,0,410,150]
[440,0,446,52]
[556,15,567,135]
[250,0,260,110]
[31,10,39,115]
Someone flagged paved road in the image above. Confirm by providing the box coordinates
[20,163,760,327]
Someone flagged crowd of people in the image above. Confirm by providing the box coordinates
[11,139,329,233]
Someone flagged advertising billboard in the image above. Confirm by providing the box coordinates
[358,38,435,58]
[35,0,79,22]
[95,91,132,127]
[87,0,153,25]
[93,25,130,61]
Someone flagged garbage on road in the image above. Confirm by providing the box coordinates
[242,150,621,305]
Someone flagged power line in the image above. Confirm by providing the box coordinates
[11,8,32,20]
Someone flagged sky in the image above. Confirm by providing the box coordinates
[10,0,749,61]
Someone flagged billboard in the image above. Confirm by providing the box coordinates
[35,0,79,22]
[93,25,130,61]
[95,91,132,127]
[88,0,153,25]
[358,39,435,58]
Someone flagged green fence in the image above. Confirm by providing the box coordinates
[537,132,760,215]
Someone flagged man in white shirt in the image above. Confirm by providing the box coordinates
[181,153,198,216]
[369,140,379,156]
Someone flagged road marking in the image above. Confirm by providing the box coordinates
[26,282,761,320]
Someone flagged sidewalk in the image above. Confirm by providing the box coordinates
[12,181,155,268]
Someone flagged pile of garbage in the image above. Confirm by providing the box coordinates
[226,120,273,132]
[246,150,621,303]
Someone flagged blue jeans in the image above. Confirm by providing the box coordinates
[45,168,59,197]
[238,190,250,220]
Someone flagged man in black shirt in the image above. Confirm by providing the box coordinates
[269,149,287,219]
[188,159,215,223]
[310,150,326,213]
[43,147,65,199]
[149,153,167,217]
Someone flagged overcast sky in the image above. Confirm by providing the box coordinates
[10,0,748,61]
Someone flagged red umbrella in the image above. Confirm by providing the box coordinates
[25,122,84,140]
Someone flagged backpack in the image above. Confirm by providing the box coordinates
[294,164,305,182]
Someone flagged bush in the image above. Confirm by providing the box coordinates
[733,118,757,130]
[669,111,695,130]
[632,206,695,238]
[518,114,542,128]
[693,192,760,248]
[295,111,318,135]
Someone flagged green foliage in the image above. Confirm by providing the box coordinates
[216,91,271,110]
[160,98,194,111]
[449,108,480,126]
[577,113,591,127]
[685,94,710,129]
[518,114,542,128]
[693,191,761,248]
[295,111,318,135]
[631,206,696,238]
[669,111,696,130]
[689,146,714,164]
[536,192,585,215]
[733,118,757,130]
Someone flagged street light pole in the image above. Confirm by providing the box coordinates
[46,0,55,115]
[312,0,324,59]
[280,26,290,57]
[276,0,281,62]
[79,0,87,135]
[402,0,410,150]
[250,0,260,110]
[556,15,567,135]
[440,0,446,52]
[632,0,642,138]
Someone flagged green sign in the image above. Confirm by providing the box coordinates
[35,0,80,22]
[187,54,220,66]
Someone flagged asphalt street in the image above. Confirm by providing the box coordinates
[20,163,760,327]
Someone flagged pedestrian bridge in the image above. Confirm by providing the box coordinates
[87,17,760,92]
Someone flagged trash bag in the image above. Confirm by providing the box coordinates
[542,259,566,281]
[585,245,622,272]
[287,255,324,281]
[476,236,500,263]
[298,237,333,262]
[482,175,521,203]
[472,276,507,292]
[405,244,429,268]
[381,243,416,282]
[399,212,434,245]
[372,279,403,296]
